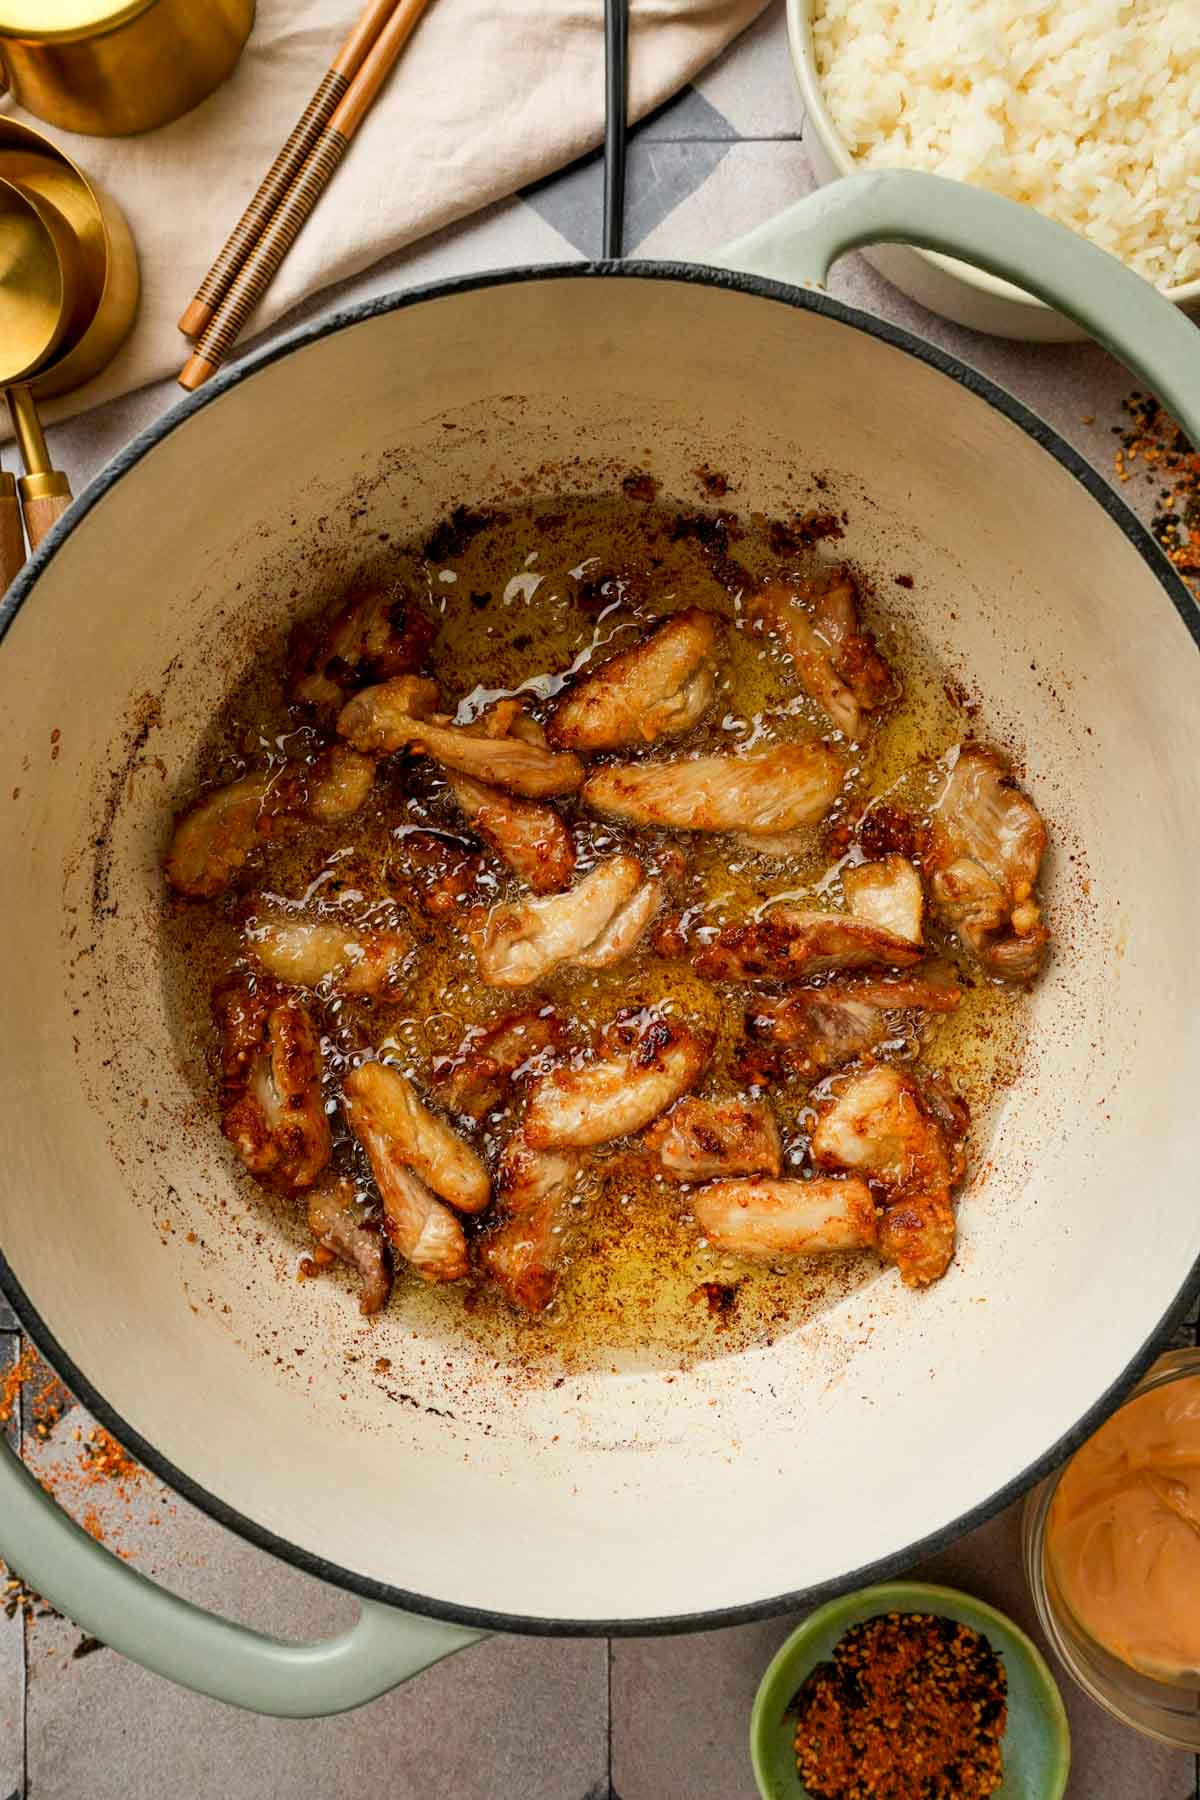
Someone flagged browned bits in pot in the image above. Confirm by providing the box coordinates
[790,1611,1007,1800]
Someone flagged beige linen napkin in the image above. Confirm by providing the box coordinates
[0,0,768,428]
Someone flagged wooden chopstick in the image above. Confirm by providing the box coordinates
[179,0,432,391]
[178,0,404,342]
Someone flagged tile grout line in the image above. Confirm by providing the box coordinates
[0,1328,26,1800]
[605,1636,613,1797]
[17,1332,27,1800]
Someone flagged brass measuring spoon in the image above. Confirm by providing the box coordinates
[0,175,77,573]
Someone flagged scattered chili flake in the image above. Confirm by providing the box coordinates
[3,1573,57,1624]
[1115,393,1200,590]
[790,1611,1007,1800]
[689,1280,742,1323]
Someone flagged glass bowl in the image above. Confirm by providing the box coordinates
[1023,1348,1200,1749]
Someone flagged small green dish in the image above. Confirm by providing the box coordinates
[751,1581,1071,1800]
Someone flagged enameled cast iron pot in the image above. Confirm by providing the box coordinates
[2,173,1200,1717]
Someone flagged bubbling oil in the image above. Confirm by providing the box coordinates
[164,494,1032,1373]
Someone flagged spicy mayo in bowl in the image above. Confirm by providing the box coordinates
[1024,1350,1200,1748]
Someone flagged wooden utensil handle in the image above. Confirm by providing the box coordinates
[178,69,349,340]
[21,484,71,552]
[179,131,350,389]
[0,479,25,592]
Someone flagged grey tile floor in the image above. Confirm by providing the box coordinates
[4,3,1200,1794]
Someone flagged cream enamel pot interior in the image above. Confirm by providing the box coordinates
[2,172,1200,1717]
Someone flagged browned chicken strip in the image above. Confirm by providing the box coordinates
[925,743,1049,981]
[842,855,924,946]
[342,1062,490,1214]
[306,1176,393,1315]
[646,1096,782,1181]
[548,607,722,749]
[166,774,275,898]
[481,1135,587,1314]
[446,772,576,894]
[692,1176,878,1257]
[212,978,331,1194]
[287,580,436,713]
[469,854,659,987]
[696,906,924,984]
[295,744,378,821]
[434,1010,561,1121]
[338,680,583,796]
[244,914,410,995]
[524,1013,710,1148]
[165,746,376,898]
[810,1064,964,1286]
[570,876,664,969]
[582,742,845,835]
[749,571,898,741]
[746,971,962,1078]
[356,1157,467,1284]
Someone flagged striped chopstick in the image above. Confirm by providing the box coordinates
[179,0,432,392]
[178,0,405,342]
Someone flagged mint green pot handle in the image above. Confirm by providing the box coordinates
[718,169,1200,447]
[0,1434,483,1714]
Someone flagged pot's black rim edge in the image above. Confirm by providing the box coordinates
[1,257,1198,1644]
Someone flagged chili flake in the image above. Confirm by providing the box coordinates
[790,1611,1007,1799]
[1114,393,1200,589]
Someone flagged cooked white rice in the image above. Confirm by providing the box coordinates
[812,0,1200,290]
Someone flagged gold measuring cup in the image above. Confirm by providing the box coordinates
[0,0,256,138]
[0,176,78,561]
[0,120,139,584]
[0,180,56,588]
[0,119,140,401]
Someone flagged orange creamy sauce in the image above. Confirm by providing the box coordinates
[165,494,1031,1372]
[1047,1374,1200,1680]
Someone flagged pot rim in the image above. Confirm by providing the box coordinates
[2,258,1198,1638]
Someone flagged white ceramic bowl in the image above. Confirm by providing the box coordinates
[788,0,1200,342]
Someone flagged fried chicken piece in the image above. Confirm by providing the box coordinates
[842,854,924,945]
[810,1064,964,1286]
[338,679,583,796]
[342,1062,490,1214]
[925,743,1049,981]
[306,1176,393,1315]
[401,830,483,920]
[446,772,576,894]
[548,607,722,749]
[285,744,378,821]
[433,1011,561,1121]
[692,1176,878,1257]
[570,874,664,969]
[469,854,659,987]
[524,1013,710,1148]
[165,746,376,898]
[244,913,410,996]
[287,581,437,713]
[731,830,816,859]
[582,742,845,835]
[749,570,898,740]
[696,907,924,984]
[341,1067,475,1283]
[746,971,962,1077]
[212,977,331,1194]
[646,1096,782,1181]
[165,774,276,898]
[480,1135,587,1314]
